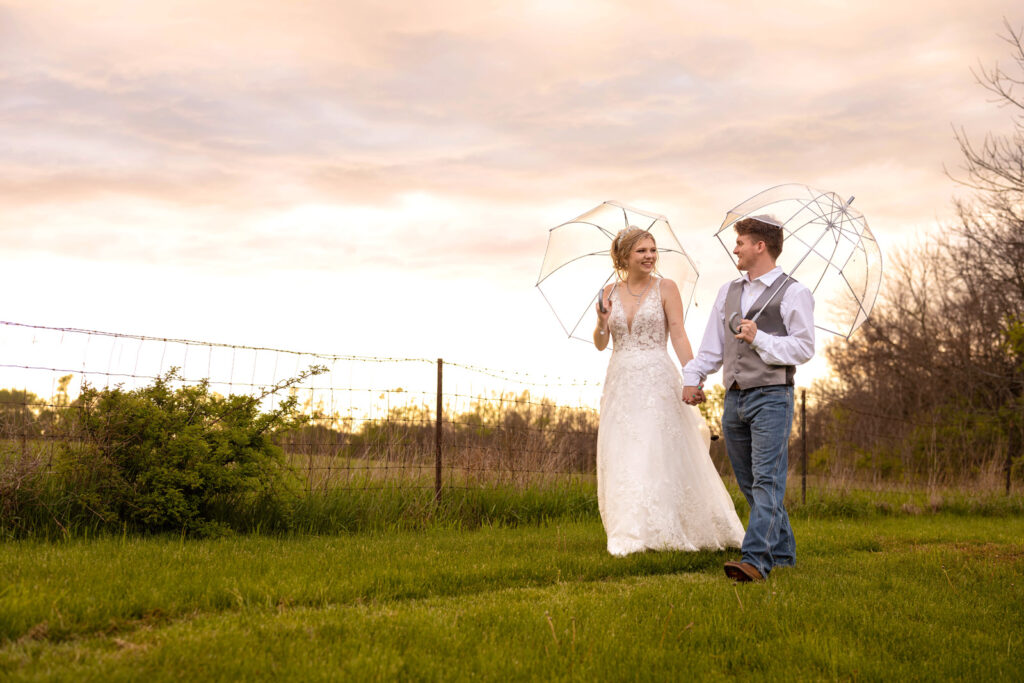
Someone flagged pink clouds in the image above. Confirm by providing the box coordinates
[0,1,1022,284]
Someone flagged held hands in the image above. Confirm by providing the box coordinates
[734,318,757,344]
[682,385,706,405]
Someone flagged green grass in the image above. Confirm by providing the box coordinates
[1,515,1022,681]
[790,481,1024,518]
[0,480,604,540]
[8,459,1022,541]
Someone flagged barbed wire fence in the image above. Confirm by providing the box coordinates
[0,320,603,498]
[787,387,1019,498]
[1,319,1015,503]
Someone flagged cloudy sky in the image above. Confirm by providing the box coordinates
[1,0,1021,391]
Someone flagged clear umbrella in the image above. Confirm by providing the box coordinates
[537,200,699,342]
[715,183,883,340]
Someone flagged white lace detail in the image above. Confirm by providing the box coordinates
[608,279,667,352]
[597,279,745,555]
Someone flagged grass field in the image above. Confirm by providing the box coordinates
[2,513,1022,681]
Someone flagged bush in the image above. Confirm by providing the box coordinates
[0,445,50,536]
[57,369,317,536]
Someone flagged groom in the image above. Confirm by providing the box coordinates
[682,215,815,582]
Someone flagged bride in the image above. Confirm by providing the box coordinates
[594,226,745,556]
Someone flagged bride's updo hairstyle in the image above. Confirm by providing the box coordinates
[611,226,656,279]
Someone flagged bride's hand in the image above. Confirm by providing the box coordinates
[682,385,705,405]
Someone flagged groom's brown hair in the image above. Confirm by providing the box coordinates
[734,217,783,259]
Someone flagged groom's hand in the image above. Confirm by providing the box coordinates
[734,318,757,344]
[682,386,705,405]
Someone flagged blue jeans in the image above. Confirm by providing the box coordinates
[722,385,796,577]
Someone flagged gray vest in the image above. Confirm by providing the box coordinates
[723,275,797,389]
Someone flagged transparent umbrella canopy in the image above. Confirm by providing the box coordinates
[715,184,883,340]
[537,201,699,342]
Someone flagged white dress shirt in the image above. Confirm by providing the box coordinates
[682,266,815,386]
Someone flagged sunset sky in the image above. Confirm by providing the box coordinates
[2,0,1022,393]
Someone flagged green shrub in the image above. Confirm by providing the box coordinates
[56,369,320,536]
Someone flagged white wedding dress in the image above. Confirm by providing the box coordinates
[597,279,745,556]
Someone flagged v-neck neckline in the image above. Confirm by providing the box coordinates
[619,278,657,334]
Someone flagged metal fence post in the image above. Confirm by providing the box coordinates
[435,358,443,502]
[1008,419,1016,496]
[801,389,807,505]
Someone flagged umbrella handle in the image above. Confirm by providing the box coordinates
[728,312,743,335]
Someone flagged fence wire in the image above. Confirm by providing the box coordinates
[2,320,1015,496]
[0,320,602,492]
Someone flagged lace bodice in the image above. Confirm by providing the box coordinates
[609,278,668,351]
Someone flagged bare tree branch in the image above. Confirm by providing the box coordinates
[949,18,1024,198]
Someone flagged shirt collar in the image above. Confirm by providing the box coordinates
[741,265,784,286]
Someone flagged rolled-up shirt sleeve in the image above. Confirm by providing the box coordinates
[749,284,815,366]
[682,282,731,386]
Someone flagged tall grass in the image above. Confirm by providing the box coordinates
[0,459,601,540]
[6,453,1022,542]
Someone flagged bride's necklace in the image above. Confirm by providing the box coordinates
[625,276,653,299]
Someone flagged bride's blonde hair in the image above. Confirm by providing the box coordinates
[611,226,656,278]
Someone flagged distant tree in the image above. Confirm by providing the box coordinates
[0,389,43,439]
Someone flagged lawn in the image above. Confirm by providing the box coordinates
[1,515,1022,681]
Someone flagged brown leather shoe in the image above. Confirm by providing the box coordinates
[724,561,764,582]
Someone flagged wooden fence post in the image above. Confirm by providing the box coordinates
[435,358,443,502]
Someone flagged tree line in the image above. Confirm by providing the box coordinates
[801,20,1024,490]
